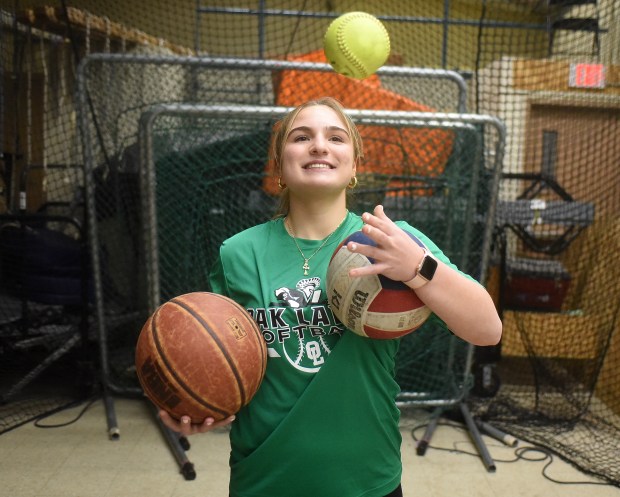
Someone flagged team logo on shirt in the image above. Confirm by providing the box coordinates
[274,277,322,308]
[249,277,345,374]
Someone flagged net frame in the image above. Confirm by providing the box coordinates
[110,101,505,408]
[76,53,474,398]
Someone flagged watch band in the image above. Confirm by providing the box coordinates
[406,249,438,289]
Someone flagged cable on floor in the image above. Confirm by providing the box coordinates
[410,421,615,488]
[34,395,100,429]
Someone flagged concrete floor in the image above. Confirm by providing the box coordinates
[1,397,617,497]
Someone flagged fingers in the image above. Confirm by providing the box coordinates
[353,205,400,250]
[211,415,236,429]
[346,205,421,282]
[359,205,399,243]
[158,410,180,430]
[158,410,236,436]
[159,410,195,436]
[369,204,386,221]
[363,205,394,230]
[345,242,387,278]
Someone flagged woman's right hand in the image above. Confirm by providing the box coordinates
[159,410,236,436]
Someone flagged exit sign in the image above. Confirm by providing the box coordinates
[569,63,606,89]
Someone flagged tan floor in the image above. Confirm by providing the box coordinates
[1,397,617,497]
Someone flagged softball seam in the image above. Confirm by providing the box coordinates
[336,12,389,79]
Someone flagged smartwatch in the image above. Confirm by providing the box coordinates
[407,249,438,289]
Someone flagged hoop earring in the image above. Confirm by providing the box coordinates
[278,177,286,190]
[348,176,358,189]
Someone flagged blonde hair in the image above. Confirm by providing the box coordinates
[271,97,364,217]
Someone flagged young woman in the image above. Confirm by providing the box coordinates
[160,97,502,496]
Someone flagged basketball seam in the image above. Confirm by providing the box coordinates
[170,295,249,406]
[150,306,229,417]
[208,293,268,388]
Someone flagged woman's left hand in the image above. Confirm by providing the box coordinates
[345,205,424,283]
[345,205,502,347]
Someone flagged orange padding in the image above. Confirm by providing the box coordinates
[263,50,454,196]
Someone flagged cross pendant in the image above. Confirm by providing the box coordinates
[303,260,310,275]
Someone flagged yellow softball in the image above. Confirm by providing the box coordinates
[323,12,391,80]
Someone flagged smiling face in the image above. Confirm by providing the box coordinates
[280,104,357,199]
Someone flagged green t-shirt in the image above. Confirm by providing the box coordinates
[209,211,456,497]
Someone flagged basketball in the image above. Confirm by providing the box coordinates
[135,292,267,423]
[326,230,431,339]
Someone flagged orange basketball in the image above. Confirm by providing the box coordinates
[135,292,267,423]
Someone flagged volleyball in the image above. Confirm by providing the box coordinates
[327,231,431,339]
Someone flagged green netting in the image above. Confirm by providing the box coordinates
[155,126,273,300]
[133,106,501,414]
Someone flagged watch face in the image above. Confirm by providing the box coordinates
[419,255,438,280]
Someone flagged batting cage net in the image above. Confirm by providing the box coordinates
[1,0,618,487]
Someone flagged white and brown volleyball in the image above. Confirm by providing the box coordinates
[135,292,267,423]
[327,231,431,339]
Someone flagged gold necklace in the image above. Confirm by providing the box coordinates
[286,211,348,275]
